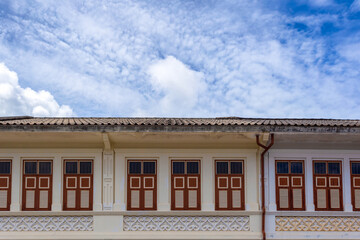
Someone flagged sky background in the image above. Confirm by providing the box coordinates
[0,0,360,118]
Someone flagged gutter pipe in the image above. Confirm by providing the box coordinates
[256,133,274,240]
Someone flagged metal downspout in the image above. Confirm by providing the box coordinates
[256,133,274,240]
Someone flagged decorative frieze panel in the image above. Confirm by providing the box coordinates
[0,216,93,231]
[276,216,360,232]
[123,216,250,231]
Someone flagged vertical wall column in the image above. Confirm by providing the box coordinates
[343,157,353,211]
[93,152,103,211]
[202,155,214,210]
[246,151,259,210]
[114,152,126,210]
[52,156,62,211]
[158,155,170,210]
[305,156,315,211]
[267,152,277,211]
[10,154,20,211]
[103,151,114,210]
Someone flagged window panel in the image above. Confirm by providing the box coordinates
[66,162,77,174]
[80,162,92,174]
[129,162,141,174]
[127,160,157,210]
[39,162,52,174]
[0,162,11,174]
[352,163,360,175]
[231,162,242,174]
[23,160,52,211]
[276,160,305,211]
[328,162,340,174]
[143,162,156,174]
[314,162,326,174]
[24,162,37,174]
[172,162,185,174]
[187,162,199,174]
[291,162,303,174]
[313,161,342,211]
[216,162,228,174]
[276,162,289,174]
[64,160,93,211]
[172,160,200,210]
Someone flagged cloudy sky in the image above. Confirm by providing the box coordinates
[0,0,360,118]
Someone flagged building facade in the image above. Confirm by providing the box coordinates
[0,117,359,240]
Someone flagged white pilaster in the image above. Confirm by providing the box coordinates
[268,151,276,211]
[114,152,126,210]
[246,152,259,210]
[93,152,102,211]
[52,156,62,211]
[10,154,20,211]
[202,155,214,211]
[158,155,170,211]
[305,155,315,211]
[103,151,114,210]
[344,157,353,211]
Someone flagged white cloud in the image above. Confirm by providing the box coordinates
[147,56,205,115]
[308,0,335,7]
[0,63,74,117]
[350,0,360,12]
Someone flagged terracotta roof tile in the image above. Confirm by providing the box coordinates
[1,117,360,129]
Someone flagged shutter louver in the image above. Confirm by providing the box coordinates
[232,190,241,208]
[317,189,327,209]
[26,190,35,209]
[0,190,7,208]
[80,190,89,208]
[188,190,197,208]
[67,190,76,208]
[355,189,360,209]
[330,189,340,209]
[144,190,153,208]
[131,190,140,208]
[292,189,302,209]
[219,190,227,208]
[175,190,184,208]
[279,188,289,209]
[39,191,48,208]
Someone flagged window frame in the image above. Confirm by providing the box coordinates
[275,160,305,211]
[63,159,93,211]
[22,159,53,211]
[171,159,201,210]
[127,159,157,211]
[214,160,245,210]
[0,159,12,211]
[313,160,343,211]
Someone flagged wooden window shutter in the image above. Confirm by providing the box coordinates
[215,160,244,210]
[22,160,52,211]
[0,160,11,211]
[313,161,343,211]
[276,160,305,211]
[127,160,157,210]
[63,160,93,211]
[171,160,201,210]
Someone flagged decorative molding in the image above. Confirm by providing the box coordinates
[276,216,360,232]
[0,216,93,231]
[123,216,250,231]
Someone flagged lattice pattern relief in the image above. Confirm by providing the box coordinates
[276,216,360,232]
[0,216,93,231]
[123,216,250,231]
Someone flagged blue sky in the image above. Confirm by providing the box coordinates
[0,0,360,118]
